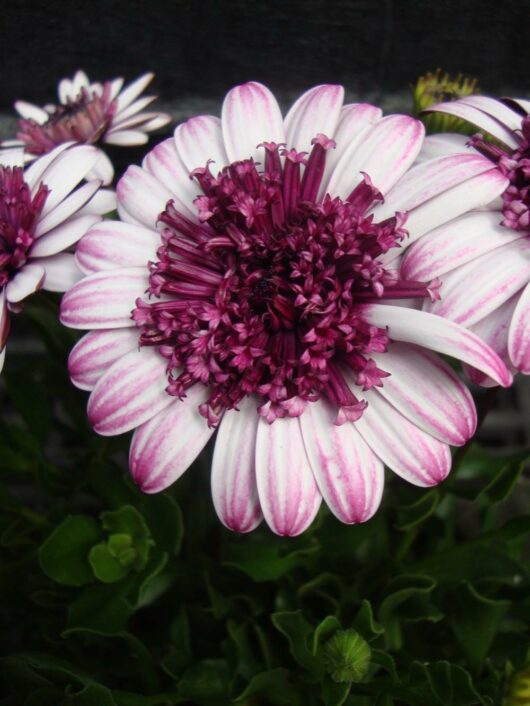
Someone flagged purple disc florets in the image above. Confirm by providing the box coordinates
[0,167,48,289]
[17,85,115,155]
[133,135,436,425]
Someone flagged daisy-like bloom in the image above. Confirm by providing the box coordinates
[402,96,530,384]
[61,83,511,536]
[1,70,171,185]
[0,143,116,373]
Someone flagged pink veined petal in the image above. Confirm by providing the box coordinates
[359,303,513,387]
[39,145,101,215]
[76,188,116,217]
[400,210,525,281]
[255,415,321,536]
[75,221,160,273]
[458,96,523,132]
[117,165,195,227]
[464,295,519,387]
[299,399,384,524]
[284,84,345,153]
[88,346,173,436]
[30,214,101,258]
[320,103,383,195]
[35,180,101,237]
[142,138,200,211]
[5,264,45,303]
[211,396,263,532]
[86,151,115,186]
[370,342,477,445]
[382,168,509,264]
[104,130,149,146]
[425,101,519,149]
[508,282,530,374]
[68,328,140,390]
[354,389,452,487]
[174,115,229,174]
[24,142,76,191]
[130,384,214,492]
[415,133,471,164]
[424,237,530,326]
[0,289,9,350]
[326,114,424,200]
[60,266,148,329]
[222,81,285,164]
[114,73,155,115]
[31,253,83,292]
[14,100,49,124]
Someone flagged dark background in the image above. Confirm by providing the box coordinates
[1,0,529,109]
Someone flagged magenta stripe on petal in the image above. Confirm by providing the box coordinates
[68,328,140,390]
[173,115,229,174]
[508,282,530,374]
[426,101,519,149]
[284,84,344,153]
[75,221,160,273]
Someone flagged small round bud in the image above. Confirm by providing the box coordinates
[322,629,371,683]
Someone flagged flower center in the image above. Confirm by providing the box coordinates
[471,114,530,232]
[0,167,48,289]
[133,135,437,425]
[17,85,115,156]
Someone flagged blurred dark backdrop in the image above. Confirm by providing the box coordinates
[1,0,529,109]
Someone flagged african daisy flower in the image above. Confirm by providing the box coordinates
[0,143,115,373]
[402,96,530,383]
[61,82,511,536]
[1,70,170,185]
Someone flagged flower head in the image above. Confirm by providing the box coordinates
[2,71,171,185]
[61,83,510,536]
[405,96,530,381]
[0,143,116,373]
[413,69,479,134]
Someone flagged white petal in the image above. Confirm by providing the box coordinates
[75,221,160,273]
[14,100,49,124]
[68,328,140,390]
[115,73,155,114]
[415,133,471,163]
[30,214,101,257]
[0,147,27,168]
[58,78,74,103]
[36,180,101,237]
[284,84,344,153]
[211,396,263,532]
[174,115,229,173]
[32,253,83,292]
[5,264,45,303]
[24,143,76,191]
[459,96,523,132]
[508,282,530,374]
[39,145,100,215]
[0,290,9,350]
[86,151,115,186]
[111,95,156,124]
[142,138,200,211]
[104,130,149,146]
[426,101,519,149]
[221,82,285,163]
[76,189,117,217]
[72,70,90,96]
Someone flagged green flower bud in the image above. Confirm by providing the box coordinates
[504,666,530,705]
[413,69,479,134]
[322,629,371,683]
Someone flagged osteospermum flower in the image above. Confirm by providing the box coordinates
[0,143,116,373]
[61,83,511,536]
[402,96,530,383]
[1,70,170,185]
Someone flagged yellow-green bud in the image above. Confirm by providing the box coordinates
[504,666,530,705]
[322,629,371,683]
[413,69,479,134]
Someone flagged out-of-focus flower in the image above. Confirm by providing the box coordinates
[0,143,116,373]
[61,83,510,536]
[1,71,171,185]
[413,69,479,134]
[403,96,530,383]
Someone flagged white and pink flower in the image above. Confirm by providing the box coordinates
[1,70,171,185]
[0,143,116,373]
[61,82,511,536]
[402,96,530,383]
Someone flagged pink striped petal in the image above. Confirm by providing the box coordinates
[425,101,519,149]
[14,100,48,124]
[255,415,321,536]
[359,303,512,387]
[401,211,524,281]
[30,214,101,257]
[0,290,9,350]
[371,343,476,445]
[327,115,424,199]
[33,253,83,292]
[76,221,159,273]
[508,282,530,374]
[222,82,285,163]
[88,347,172,436]
[354,390,452,487]
[40,145,100,215]
[5,264,45,303]
[60,267,147,329]
[416,133,471,163]
[115,73,155,114]
[143,138,199,208]
[25,143,75,191]
[68,328,140,390]
[130,384,214,492]
[211,396,263,532]
[174,115,228,173]
[299,399,384,524]
[458,96,523,132]
[35,180,101,237]
[425,238,530,326]
[284,84,344,152]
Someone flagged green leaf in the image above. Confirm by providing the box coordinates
[39,515,101,586]
[65,582,133,635]
[271,611,319,674]
[138,494,184,555]
[63,683,117,706]
[478,457,527,504]
[312,616,341,656]
[353,600,384,640]
[407,661,487,706]
[322,677,351,706]
[88,543,129,583]
[233,669,293,705]
[395,489,440,530]
[177,659,230,702]
[224,538,317,582]
[3,371,50,445]
[371,649,400,683]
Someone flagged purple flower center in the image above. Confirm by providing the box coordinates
[133,135,436,425]
[0,167,48,289]
[470,114,530,232]
[17,85,115,156]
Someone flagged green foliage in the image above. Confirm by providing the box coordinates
[0,295,529,705]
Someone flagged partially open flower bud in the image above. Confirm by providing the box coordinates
[413,69,479,134]
[322,629,371,683]
[503,665,530,705]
